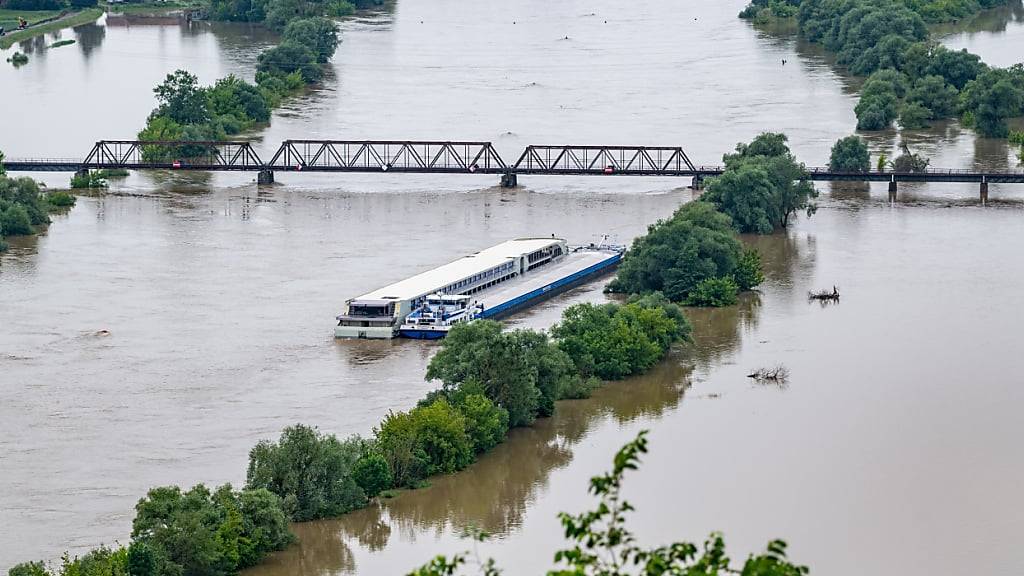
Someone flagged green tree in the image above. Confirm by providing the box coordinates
[0,150,6,176]
[907,74,959,119]
[960,67,1024,138]
[609,201,745,302]
[829,135,871,172]
[734,247,765,291]
[8,562,48,576]
[425,321,542,428]
[245,424,367,521]
[452,390,509,454]
[127,542,157,576]
[686,276,740,307]
[152,70,210,126]
[899,101,931,129]
[927,45,985,90]
[1,204,34,236]
[283,17,339,64]
[374,410,429,487]
[409,398,474,476]
[704,133,817,232]
[257,41,322,83]
[352,451,393,497]
[206,75,271,125]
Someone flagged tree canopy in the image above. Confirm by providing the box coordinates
[703,132,817,233]
[829,135,871,172]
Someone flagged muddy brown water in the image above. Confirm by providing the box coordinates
[2,0,1023,574]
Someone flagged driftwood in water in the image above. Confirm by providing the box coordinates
[809,286,840,301]
[747,365,789,385]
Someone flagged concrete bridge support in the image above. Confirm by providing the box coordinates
[980,180,989,204]
[888,179,898,202]
[500,172,518,188]
[690,175,704,190]
[257,170,274,185]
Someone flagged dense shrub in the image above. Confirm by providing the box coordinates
[829,135,871,172]
[257,41,322,83]
[246,424,367,521]
[283,17,339,64]
[352,450,392,498]
[131,484,292,575]
[552,298,690,380]
[686,277,740,307]
[46,191,76,207]
[70,171,107,189]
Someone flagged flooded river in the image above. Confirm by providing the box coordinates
[2,0,1023,574]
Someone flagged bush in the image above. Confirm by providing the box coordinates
[132,483,292,575]
[408,398,474,476]
[899,101,931,129]
[46,191,76,208]
[609,201,748,302]
[352,451,392,498]
[552,300,687,380]
[1,204,34,236]
[828,135,870,172]
[734,248,765,291]
[70,171,107,189]
[426,321,543,428]
[375,410,429,488]
[246,424,367,521]
[686,276,740,307]
[452,387,510,453]
[283,17,340,64]
[257,41,322,83]
[8,52,29,66]
[207,75,272,125]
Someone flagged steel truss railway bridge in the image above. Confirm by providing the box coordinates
[6,140,1023,199]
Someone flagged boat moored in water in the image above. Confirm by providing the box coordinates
[335,237,623,339]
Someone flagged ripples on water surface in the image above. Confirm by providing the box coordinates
[1,0,1023,575]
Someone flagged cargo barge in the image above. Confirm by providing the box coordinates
[335,237,622,339]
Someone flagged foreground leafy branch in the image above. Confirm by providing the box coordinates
[410,432,809,576]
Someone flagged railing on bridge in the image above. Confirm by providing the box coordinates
[267,141,507,173]
[513,145,698,175]
[82,140,264,170]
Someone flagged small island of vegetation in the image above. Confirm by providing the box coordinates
[739,0,1024,137]
[0,151,77,253]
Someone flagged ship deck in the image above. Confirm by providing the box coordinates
[476,250,617,315]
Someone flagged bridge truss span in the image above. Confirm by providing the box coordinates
[513,145,698,175]
[82,140,264,170]
[268,140,508,173]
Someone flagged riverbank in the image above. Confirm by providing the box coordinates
[101,1,200,17]
[0,7,101,49]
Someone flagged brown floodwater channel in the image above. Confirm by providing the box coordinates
[1,0,1023,574]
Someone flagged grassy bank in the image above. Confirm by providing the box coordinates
[0,7,61,32]
[101,1,201,17]
[0,7,102,49]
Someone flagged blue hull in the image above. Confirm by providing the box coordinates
[400,329,448,340]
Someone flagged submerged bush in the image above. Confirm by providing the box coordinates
[246,424,367,521]
[46,191,76,208]
[686,276,740,307]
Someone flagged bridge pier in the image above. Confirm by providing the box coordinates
[257,170,274,185]
[980,180,989,204]
[690,175,704,190]
[888,179,898,201]
[500,172,518,188]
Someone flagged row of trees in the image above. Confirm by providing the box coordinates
[2,0,97,12]
[741,0,1024,137]
[204,0,381,31]
[9,299,691,576]
[137,16,339,159]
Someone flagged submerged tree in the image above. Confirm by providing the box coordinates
[703,132,817,233]
[829,136,871,172]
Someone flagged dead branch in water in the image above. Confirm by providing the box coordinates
[809,286,840,301]
[747,365,789,385]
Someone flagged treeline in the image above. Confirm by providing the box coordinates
[137,17,338,160]
[3,0,97,11]
[0,155,76,252]
[9,298,690,576]
[204,0,382,30]
[740,0,1024,137]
